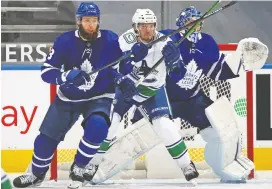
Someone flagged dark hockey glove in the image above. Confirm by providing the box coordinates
[162,41,182,71]
[57,69,91,87]
[131,42,148,62]
[115,73,139,102]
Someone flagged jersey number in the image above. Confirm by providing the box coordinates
[47,48,55,60]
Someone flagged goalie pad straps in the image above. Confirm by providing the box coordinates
[92,118,162,184]
[203,96,254,181]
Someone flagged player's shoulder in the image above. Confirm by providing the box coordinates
[159,29,180,43]
[154,31,173,46]
[119,28,137,44]
[100,29,119,41]
[118,28,136,51]
[200,32,218,45]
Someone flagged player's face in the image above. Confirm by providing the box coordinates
[137,23,156,43]
[81,16,99,33]
[77,16,99,41]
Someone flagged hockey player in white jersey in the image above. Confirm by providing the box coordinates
[159,6,269,183]
[84,8,199,183]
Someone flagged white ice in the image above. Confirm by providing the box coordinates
[9,175,272,189]
[45,178,272,189]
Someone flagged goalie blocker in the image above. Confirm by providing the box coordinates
[200,96,254,183]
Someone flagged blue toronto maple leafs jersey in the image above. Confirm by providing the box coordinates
[41,30,122,102]
[160,30,238,102]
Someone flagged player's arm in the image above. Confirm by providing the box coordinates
[162,38,185,72]
[198,34,237,81]
[41,36,66,85]
[110,33,149,102]
[41,36,90,87]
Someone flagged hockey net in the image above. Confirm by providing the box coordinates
[48,44,254,180]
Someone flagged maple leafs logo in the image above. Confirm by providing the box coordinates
[81,59,93,74]
[176,59,203,90]
[78,59,98,92]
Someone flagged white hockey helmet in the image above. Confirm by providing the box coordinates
[132,9,157,25]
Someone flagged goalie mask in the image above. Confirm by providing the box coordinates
[132,9,157,43]
[176,6,203,43]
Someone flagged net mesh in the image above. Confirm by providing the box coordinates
[121,75,247,169]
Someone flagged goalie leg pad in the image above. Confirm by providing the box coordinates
[91,118,162,184]
[201,128,246,182]
[201,96,254,182]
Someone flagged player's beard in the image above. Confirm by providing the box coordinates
[78,24,99,41]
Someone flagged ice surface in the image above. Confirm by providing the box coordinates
[10,172,272,189]
[10,178,272,189]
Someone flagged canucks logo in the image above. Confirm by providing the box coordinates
[76,59,98,92]
[176,59,202,90]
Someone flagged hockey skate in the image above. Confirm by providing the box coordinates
[83,163,99,182]
[181,161,199,185]
[13,172,46,188]
[68,162,87,189]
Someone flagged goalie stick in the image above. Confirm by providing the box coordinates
[87,1,237,77]
[135,0,238,87]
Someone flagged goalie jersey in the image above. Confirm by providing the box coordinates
[118,28,172,102]
[160,30,238,102]
[41,30,122,102]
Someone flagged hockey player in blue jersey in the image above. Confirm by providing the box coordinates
[160,6,268,182]
[12,2,150,188]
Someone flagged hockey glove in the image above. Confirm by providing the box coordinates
[57,69,91,87]
[162,41,182,71]
[131,42,148,62]
[115,73,139,102]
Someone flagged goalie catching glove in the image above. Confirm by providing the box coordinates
[225,38,269,74]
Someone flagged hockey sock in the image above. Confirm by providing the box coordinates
[32,134,59,176]
[152,117,191,169]
[1,169,12,189]
[75,113,109,167]
[97,112,121,154]
[166,139,191,169]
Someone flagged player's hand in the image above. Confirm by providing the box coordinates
[115,73,138,102]
[131,42,148,62]
[162,41,182,71]
[58,69,91,87]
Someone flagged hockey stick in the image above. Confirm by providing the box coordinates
[135,0,238,87]
[88,1,236,76]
